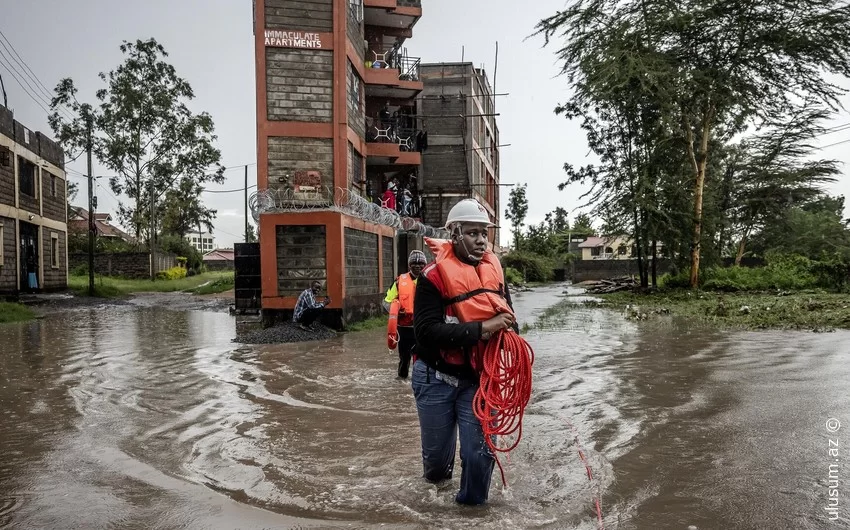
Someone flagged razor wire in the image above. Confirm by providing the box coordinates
[249,186,449,238]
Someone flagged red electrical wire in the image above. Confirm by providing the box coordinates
[472,328,535,486]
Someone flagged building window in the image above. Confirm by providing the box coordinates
[347,62,363,116]
[0,224,4,262]
[591,247,601,257]
[618,244,627,256]
[18,157,36,197]
[50,232,60,269]
[51,174,57,197]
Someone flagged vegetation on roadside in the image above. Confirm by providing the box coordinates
[0,302,37,324]
[68,270,234,297]
[185,272,234,295]
[344,315,388,332]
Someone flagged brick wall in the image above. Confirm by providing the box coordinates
[344,227,379,295]
[420,195,465,230]
[266,48,333,122]
[268,137,334,193]
[69,252,176,279]
[40,230,67,290]
[0,216,16,293]
[382,235,394,290]
[571,259,672,282]
[276,225,327,296]
[0,146,13,207]
[347,61,365,138]
[40,171,65,223]
[265,0,333,32]
[398,0,421,6]
[346,4,365,63]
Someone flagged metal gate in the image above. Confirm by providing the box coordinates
[234,243,261,312]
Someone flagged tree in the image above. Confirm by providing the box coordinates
[545,206,570,233]
[246,223,258,243]
[537,0,850,288]
[571,213,595,236]
[66,180,79,218]
[504,183,528,250]
[160,177,217,238]
[49,38,224,246]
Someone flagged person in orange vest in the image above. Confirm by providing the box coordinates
[383,250,428,378]
[412,198,518,505]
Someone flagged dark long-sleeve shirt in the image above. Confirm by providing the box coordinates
[413,270,516,380]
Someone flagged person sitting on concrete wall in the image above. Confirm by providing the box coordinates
[293,281,330,331]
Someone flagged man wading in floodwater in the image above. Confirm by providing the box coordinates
[412,198,518,505]
[383,250,428,379]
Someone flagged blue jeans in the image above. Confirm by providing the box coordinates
[411,359,494,505]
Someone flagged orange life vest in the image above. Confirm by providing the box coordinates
[397,273,416,323]
[425,238,513,324]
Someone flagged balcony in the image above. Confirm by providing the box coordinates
[366,122,423,166]
[364,53,422,100]
[364,0,421,30]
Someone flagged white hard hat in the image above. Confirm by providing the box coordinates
[444,199,496,229]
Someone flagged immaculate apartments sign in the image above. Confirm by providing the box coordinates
[264,30,330,49]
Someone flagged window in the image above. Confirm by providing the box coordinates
[591,247,601,257]
[18,157,36,196]
[618,245,627,256]
[0,223,3,262]
[51,174,57,197]
[50,232,59,269]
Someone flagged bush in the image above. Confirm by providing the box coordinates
[158,234,202,274]
[501,251,555,282]
[156,266,188,281]
[70,264,89,277]
[505,267,524,285]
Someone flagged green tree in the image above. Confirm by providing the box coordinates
[246,223,258,243]
[571,213,595,236]
[537,0,850,288]
[545,206,570,233]
[504,183,528,250]
[49,38,224,246]
[160,177,217,238]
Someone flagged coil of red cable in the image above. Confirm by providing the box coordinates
[472,328,535,486]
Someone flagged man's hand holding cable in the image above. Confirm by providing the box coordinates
[480,313,514,340]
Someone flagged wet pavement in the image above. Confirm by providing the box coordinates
[1,285,848,528]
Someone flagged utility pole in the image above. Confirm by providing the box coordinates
[244,164,249,242]
[150,181,156,281]
[85,108,95,296]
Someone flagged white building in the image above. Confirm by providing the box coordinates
[185,231,215,253]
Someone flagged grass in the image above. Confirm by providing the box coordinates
[0,302,37,324]
[68,271,235,298]
[590,289,850,331]
[184,272,234,295]
[344,314,389,332]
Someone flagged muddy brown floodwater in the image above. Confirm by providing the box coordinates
[1,284,848,529]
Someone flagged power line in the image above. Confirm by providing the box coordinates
[204,184,257,194]
[0,29,55,102]
[819,137,850,149]
[0,54,51,116]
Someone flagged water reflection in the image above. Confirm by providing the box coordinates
[0,286,847,529]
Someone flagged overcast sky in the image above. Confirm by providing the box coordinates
[2,0,849,248]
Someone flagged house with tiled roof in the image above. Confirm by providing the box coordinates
[68,206,134,242]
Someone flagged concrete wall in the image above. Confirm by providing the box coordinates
[69,252,176,279]
[382,235,394,291]
[0,216,15,293]
[571,259,673,282]
[264,0,333,31]
[275,225,327,296]
[344,227,379,295]
[268,137,334,192]
[0,146,13,207]
[40,170,66,223]
[266,48,334,123]
[40,229,67,290]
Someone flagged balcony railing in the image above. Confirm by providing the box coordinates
[366,118,424,152]
[389,54,420,82]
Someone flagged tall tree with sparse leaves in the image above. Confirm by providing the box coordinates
[537,0,850,288]
[50,38,224,245]
[504,183,528,251]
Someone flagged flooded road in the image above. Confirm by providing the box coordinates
[1,284,848,528]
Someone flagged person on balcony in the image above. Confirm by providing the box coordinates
[381,182,397,210]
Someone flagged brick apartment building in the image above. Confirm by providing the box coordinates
[0,104,68,295]
[253,0,424,324]
[418,63,502,247]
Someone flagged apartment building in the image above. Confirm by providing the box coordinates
[0,104,68,295]
[185,231,216,253]
[417,63,501,246]
[253,0,423,324]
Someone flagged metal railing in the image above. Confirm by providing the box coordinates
[389,54,420,82]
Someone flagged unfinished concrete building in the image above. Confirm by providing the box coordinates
[417,63,501,246]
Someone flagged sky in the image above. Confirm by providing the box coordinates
[1,0,849,249]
